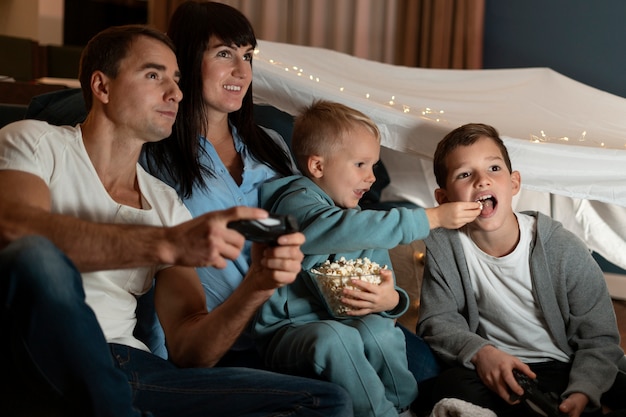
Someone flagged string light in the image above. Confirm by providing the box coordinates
[530,130,606,147]
[255,48,446,124]
[421,108,446,123]
[254,46,621,150]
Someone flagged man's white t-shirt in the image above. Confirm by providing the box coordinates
[0,120,192,351]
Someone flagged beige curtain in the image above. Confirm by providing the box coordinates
[148,0,484,69]
[399,0,485,69]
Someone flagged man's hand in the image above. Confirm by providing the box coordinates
[341,269,399,315]
[426,201,481,229]
[162,206,269,268]
[472,345,536,403]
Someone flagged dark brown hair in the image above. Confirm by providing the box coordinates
[143,0,293,198]
[433,123,512,188]
[78,25,174,111]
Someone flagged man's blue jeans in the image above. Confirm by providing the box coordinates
[1,236,353,417]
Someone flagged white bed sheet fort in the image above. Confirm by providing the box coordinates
[252,40,626,297]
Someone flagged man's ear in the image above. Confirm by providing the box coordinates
[511,170,521,196]
[90,71,110,105]
[307,155,324,179]
[434,188,449,205]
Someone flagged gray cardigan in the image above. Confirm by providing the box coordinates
[417,211,625,407]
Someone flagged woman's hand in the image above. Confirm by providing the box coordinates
[247,231,306,292]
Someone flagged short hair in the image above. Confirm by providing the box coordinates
[78,25,174,111]
[291,100,380,174]
[433,123,512,188]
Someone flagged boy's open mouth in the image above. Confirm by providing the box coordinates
[476,194,497,216]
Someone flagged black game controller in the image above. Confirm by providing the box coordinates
[511,369,566,417]
[227,214,298,244]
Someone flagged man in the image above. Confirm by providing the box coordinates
[0,25,351,417]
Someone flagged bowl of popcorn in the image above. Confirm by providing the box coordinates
[310,257,386,317]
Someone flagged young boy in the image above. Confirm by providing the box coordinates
[417,123,626,417]
[253,100,481,417]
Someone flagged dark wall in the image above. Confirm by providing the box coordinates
[483,0,626,98]
[64,0,148,47]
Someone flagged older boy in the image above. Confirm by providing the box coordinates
[417,123,626,417]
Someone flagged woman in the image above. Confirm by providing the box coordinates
[142,0,297,365]
[143,5,441,401]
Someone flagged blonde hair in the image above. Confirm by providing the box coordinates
[291,100,380,175]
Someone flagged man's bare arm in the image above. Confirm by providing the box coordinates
[0,170,267,271]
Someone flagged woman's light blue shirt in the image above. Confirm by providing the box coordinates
[188,126,295,312]
[143,124,295,352]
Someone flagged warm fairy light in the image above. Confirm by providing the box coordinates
[528,129,615,148]
[256,47,446,122]
[420,107,446,123]
[255,46,623,148]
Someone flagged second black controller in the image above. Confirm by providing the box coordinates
[511,369,566,417]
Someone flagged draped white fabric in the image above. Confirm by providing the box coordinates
[252,40,626,283]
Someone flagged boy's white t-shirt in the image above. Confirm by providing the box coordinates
[459,212,570,363]
[0,120,192,351]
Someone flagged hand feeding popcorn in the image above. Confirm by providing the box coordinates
[311,257,386,316]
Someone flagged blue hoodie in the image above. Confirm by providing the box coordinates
[253,175,432,349]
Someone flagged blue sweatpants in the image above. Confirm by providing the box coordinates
[263,315,418,417]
